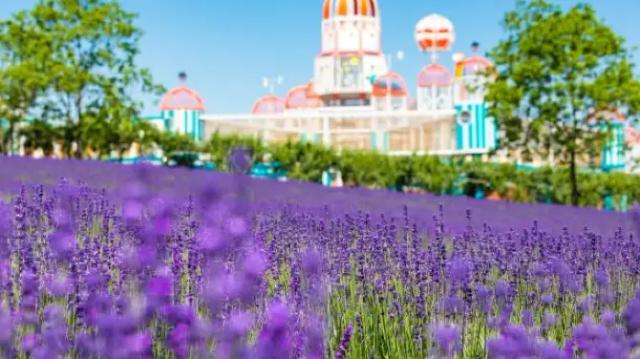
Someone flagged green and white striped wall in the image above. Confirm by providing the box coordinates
[455,102,497,152]
[160,109,204,141]
[601,122,626,171]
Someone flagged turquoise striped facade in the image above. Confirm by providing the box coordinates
[454,102,497,151]
[144,114,170,131]
[601,122,626,171]
[159,109,204,141]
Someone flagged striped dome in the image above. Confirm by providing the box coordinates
[418,63,452,88]
[160,86,205,111]
[251,95,285,114]
[372,72,408,98]
[285,82,324,110]
[323,0,378,19]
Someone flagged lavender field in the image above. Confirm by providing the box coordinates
[0,156,639,358]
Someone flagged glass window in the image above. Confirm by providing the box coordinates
[338,57,362,89]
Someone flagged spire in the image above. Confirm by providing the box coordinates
[471,42,480,54]
[178,71,188,84]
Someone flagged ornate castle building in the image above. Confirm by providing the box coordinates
[147,1,640,172]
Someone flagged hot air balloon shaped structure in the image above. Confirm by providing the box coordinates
[415,14,455,62]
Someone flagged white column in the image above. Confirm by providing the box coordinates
[375,118,385,152]
[409,127,416,151]
[322,116,331,147]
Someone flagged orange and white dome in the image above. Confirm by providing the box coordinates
[251,95,285,114]
[323,0,378,19]
[418,63,453,88]
[372,72,408,98]
[285,82,324,110]
[160,86,205,112]
[415,14,455,53]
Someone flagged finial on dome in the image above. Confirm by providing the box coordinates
[471,42,480,53]
[178,72,188,83]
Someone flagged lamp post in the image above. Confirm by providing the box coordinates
[383,50,405,110]
[386,50,405,71]
[262,75,284,94]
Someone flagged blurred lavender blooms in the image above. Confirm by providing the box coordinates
[431,324,461,358]
[0,157,639,358]
[565,317,631,358]
[255,300,294,359]
[631,205,640,239]
[624,291,640,352]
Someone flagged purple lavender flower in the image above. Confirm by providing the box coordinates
[623,291,640,337]
[494,280,511,303]
[568,317,630,358]
[541,293,554,306]
[432,324,460,358]
[542,312,558,331]
[630,205,640,238]
[601,309,616,327]
[335,325,353,359]
[487,325,537,358]
[255,301,293,359]
[537,341,565,359]
[447,257,471,288]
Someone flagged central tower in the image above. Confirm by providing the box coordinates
[314,0,388,106]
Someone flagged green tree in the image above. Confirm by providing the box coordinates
[486,0,640,205]
[205,132,266,170]
[19,120,61,156]
[157,131,198,157]
[0,0,163,158]
[0,8,53,154]
[81,115,159,160]
[270,141,337,182]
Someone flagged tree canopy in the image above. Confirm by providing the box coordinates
[0,0,163,157]
[486,0,640,205]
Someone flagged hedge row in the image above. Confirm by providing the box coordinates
[203,132,640,209]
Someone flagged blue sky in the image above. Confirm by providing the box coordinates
[1,0,639,114]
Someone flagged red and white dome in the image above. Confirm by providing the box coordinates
[323,0,378,19]
[285,82,324,110]
[458,55,493,76]
[372,72,408,98]
[418,63,453,88]
[251,95,285,114]
[160,86,205,111]
[415,14,455,53]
